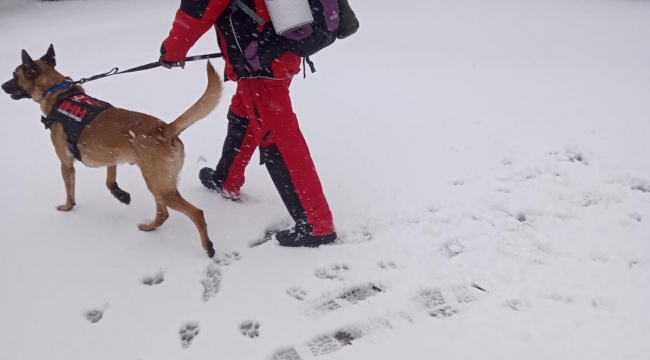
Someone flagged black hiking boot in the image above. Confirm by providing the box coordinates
[275,224,337,248]
[199,167,240,202]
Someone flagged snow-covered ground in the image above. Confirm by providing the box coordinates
[1,0,649,359]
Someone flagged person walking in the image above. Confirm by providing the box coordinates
[159,0,357,247]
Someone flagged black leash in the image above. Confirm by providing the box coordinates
[72,53,224,85]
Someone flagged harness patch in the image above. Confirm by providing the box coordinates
[42,91,112,161]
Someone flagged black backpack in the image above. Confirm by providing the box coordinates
[233,0,359,73]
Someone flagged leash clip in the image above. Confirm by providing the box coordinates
[76,67,119,85]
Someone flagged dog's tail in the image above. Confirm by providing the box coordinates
[163,61,222,140]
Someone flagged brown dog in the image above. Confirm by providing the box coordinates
[2,45,222,258]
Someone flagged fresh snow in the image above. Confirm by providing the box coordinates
[1,0,649,359]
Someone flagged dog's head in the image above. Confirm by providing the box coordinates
[2,44,65,101]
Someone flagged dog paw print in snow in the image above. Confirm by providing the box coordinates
[629,259,642,268]
[565,150,588,164]
[430,306,459,318]
[505,299,530,312]
[547,294,576,304]
[378,260,397,269]
[179,322,200,349]
[286,287,308,301]
[631,182,650,193]
[142,271,164,286]
[213,251,242,266]
[451,179,467,186]
[417,284,486,319]
[592,297,615,311]
[315,263,350,280]
[239,320,260,338]
[442,239,465,258]
[591,252,609,263]
[84,308,104,324]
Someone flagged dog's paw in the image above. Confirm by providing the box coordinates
[138,223,157,232]
[56,203,75,212]
[113,189,131,205]
[206,241,215,259]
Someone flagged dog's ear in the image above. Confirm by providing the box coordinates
[21,50,38,77]
[40,44,56,67]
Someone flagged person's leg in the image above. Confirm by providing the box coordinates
[200,84,257,199]
[242,78,336,246]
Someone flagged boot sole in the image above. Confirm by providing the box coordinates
[277,233,337,248]
[199,168,219,191]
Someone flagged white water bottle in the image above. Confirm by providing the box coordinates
[264,0,314,35]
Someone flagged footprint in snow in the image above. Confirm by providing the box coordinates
[417,284,486,319]
[311,284,383,314]
[591,253,609,263]
[505,299,530,312]
[315,263,349,280]
[565,150,587,164]
[179,322,200,349]
[592,297,614,310]
[548,294,575,304]
[271,347,302,360]
[84,308,104,324]
[239,320,260,338]
[337,284,383,304]
[269,318,396,359]
[430,306,459,318]
[442,239,465,258]
[201,265,222,302]
[213,251,242,266]
[378,260,397,269]
[286,287,308,301]
[142,271,164,286]
[632,183,650,193]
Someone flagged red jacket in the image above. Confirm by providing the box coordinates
[162,0,300,81]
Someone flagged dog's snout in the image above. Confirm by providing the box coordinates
[2,78,30,100]
[1,79,15,94]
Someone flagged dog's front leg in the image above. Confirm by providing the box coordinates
[51,124,76,211]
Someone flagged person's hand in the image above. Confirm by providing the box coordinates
[159,44,185,69]
[159,55,185,69]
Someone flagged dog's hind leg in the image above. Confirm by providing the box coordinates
[139,197,169,232]
[106,165,131,205]
[51,124,76,212]
[162,190,215,258]
[57,161,76,212]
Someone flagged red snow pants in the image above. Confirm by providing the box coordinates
[213,77,335,236]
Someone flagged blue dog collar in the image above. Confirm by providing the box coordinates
[42,81,73,98]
